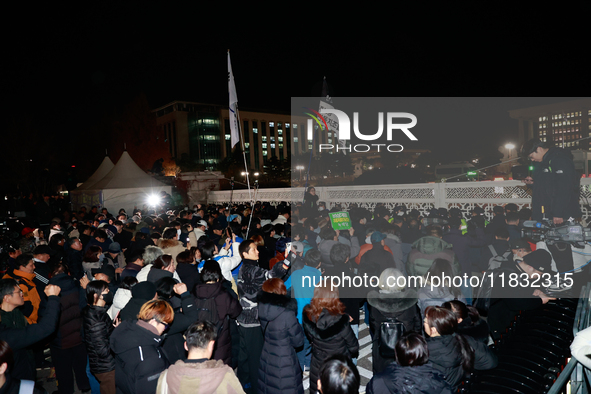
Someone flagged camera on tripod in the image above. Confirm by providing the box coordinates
[521,219,591,246]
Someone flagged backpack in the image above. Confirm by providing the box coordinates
[194,296,223,333]
[378,317,406,358]
[487,245,511,270]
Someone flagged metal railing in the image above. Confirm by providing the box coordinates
[548,284,591,394]
[206,178,591,222]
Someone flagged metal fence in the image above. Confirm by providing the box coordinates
[547,283,591,394]
[207,179,591,221]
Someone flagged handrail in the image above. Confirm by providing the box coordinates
[547,358,579,394]
[547,283,591,394]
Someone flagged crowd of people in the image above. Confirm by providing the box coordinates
[1,189,583,394]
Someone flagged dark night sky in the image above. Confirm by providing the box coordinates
[3,3,590,178]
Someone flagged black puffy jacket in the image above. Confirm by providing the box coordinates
[110,319,169,394]
[257,292,304,394]
[160,291,201,364]
[366,362,452,394]
[303,309,359,394]
[82,304,115,374]
[367,289,422,374]
[47,273,86,349]
[427,334,498,389]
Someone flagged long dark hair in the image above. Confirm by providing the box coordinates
[86,280,109,305]
[396,332,429,367]
[442,299,480,325]
[424,306,474,372]
[152,254,174,270]
[199,240,217,260]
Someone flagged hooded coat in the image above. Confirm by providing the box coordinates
[366,362,452,394]
[302,309,359,394]
[366,288,422,374]
[156,359,245,394]
[406,236,460,277]
[193,281,242,365]
[157,238,187,265]
[257,292,304,394]
[110,319,169,394]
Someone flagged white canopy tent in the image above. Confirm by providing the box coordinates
[70,155,115,210]
[71,151,172,214]
[75,155,115,190]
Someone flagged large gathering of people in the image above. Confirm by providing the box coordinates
[2,190,585,394]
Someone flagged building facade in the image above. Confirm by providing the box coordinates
[153,100,331,171]
[508,98,591,151]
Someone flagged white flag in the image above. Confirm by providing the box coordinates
[228,51,240,148]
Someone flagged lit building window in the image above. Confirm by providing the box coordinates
[253,128,258,134]
[294,137,299,142]
[263,150,268,156]
[269,122,275,127]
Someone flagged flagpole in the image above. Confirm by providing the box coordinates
[227,49,252,207]
[236,106,252,202]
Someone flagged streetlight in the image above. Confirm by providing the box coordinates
[504,143,516,160]
[296,165,304,181]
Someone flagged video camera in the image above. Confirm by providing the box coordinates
[521,219,591,246]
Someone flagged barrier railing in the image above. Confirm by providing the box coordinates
[547,283,591,394]
[206,179,591,221]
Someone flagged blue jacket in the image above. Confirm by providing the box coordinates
[285,265,322,324]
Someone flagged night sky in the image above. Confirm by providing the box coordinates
[4,4,590,181]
